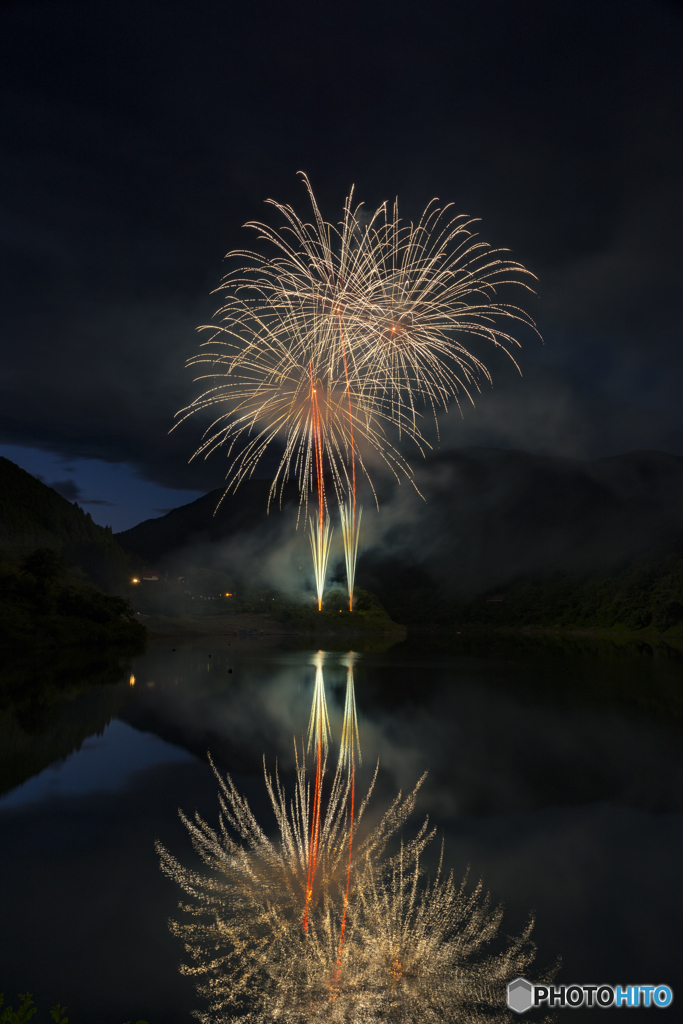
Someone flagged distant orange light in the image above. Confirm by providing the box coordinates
[129,674,135,686]
[225,592,232,597]
[131,578,139,584]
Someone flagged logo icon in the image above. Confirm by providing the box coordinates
[507,978,533,1014]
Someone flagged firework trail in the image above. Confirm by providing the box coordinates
[308,362,333,610]
[157,654,555,1022]
[303,651,331,931]
[338,307,359,611]
[309,513,333,613]
[333,655,362,985]
[339,501,362,614]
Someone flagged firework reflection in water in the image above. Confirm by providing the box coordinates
[157,658,554,1023]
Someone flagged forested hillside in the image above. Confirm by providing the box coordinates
[0,458,145,648]
[0,456,133,591]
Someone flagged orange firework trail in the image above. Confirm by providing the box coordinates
[310,364,325,525]
[308,364,332,610]
[339,314,361,612]
[333,656,362,983]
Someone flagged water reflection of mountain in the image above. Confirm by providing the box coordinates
[0,647,136,795]
[378,631,683,722]
[118,637,683,819]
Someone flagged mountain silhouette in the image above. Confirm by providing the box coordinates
[115,447,683,605]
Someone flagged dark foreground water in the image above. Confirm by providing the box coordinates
[0,632,682,1022]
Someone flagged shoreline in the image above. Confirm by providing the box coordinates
[138,610,407,639]
[139,611,683,647]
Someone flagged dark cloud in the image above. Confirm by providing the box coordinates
[49,478,82,502]
[43,476,115,507]
[1,0,682,491]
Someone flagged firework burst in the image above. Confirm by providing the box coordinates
[209,173,537,425]
[177,175,537,608]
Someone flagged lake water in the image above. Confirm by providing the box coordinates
[0,633,681,1022]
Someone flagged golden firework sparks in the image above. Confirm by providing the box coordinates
[176,175,537,610]
[175,326,420,609]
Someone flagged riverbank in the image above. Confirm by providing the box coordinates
[139,608,406,638]
[138,609,683,648]
[0,555,146,650]
[406,621,683,649]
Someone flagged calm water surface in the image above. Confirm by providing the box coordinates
[0,633,681,1022]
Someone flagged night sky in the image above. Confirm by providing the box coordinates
[2,0,682,531]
